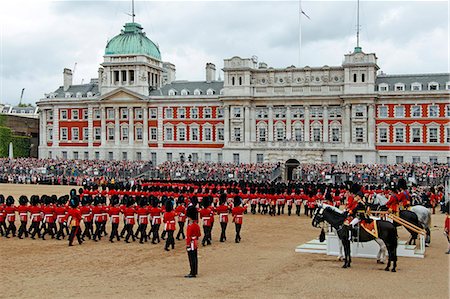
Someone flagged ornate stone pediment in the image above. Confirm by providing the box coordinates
[98,87,147,103]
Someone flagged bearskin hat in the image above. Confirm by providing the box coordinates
[165,199,173,212]
[350,183,361,195]
[219,193,227,205]
[19,195,28,205]
[70,189,77,198]
[0,194,4,204]
[234,196,242,207]
[202,196,210,208]
[110,195,119,206]
[190,196,198,207]
[69,196,80,208]
[186,205,198,221]
[177,195,185,205]
[397,178,407,190]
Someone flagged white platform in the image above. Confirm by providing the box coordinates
[296,232,425,259]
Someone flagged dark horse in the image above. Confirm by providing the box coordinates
[312,204,398,272]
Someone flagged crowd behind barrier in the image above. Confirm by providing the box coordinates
[0,158,448,188]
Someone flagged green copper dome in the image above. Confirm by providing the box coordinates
[105,22,161,60]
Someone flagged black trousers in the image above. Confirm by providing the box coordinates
[82,221,93,239]
[287,205,292,216]
[42,222,55,239]
[220,222,227,242]
[0,221,6,236]
[29,221,41,238]
[138,223,148,243]
[18,221,28,238]
[235,223,242,242]
[269,205,276,216]
[120,222,127,237]
[6,220,17,237]
[69,226,82,246]
[176,222,185,240]
[187,249,198,276]
[151,224,160,243]
[56,222,68,239]
[251,204,256,214]
[125,224,135,242]
[100,221,107,236]
[110,222,120,241]
[295,205,301,216]
[93,221,102,241]
[202,226,211,245]
[165,230,175,249]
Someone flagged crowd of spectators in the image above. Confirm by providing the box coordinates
[0,158,448,187]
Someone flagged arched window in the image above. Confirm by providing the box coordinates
[181,89,190,96]
[168,89,177,96]
[361,74,365,82]
[292,122,303,142]
[239,77,243,85]
[86,92,93,97]
[353,74,357,83]
[206,89,215,95]
[194,89,202,96]
[274,121,285,141]
[231,77,235,86]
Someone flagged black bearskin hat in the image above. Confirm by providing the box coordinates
[186,205,198,221]
[219,193,227,205]
[70,189,77,198]
[202,196,210,208]
[110,195,119,206]
[6,195,14,206]
[19,195,28,205]
[234,196,242,207]
[30,195,39,206]
[397,178,407,190]
[69,196,80,208]
[165,199,173,212]
[190,196,198,207]
[350,183,361,195]
[0,194,4,204]
[177,196,185,205]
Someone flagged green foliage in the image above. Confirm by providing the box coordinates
[12,135,31,157]
[0,114,6,127]
[0,126,12,157]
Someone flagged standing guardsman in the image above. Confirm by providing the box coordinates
[163,200,176,251]
[175,196,187,240]
[216,193,229,242]
[4,196,17,238]
[55,196,69,240]
[67,196,83,246]
[0,195,6,236]
[149,197,162,244]
[199,197,213,246]
[17,195,29,239]
[185,205,201,278]
[136,197,149,244]
[232,196,245,243]
[29,196,42,239]
[108,195,121,243]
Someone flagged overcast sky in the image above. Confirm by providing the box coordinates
[0,0,448,104]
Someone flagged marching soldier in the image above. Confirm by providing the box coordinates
[199,196,213,246]
[4,196,17,238]
[232,196,245,243]
[163,199,176,251]
[108,195,121,243]
[216,193,229,242]
[17,195,29,239]
[29,196,42,239]
[55,196,69,240]
[136,197,149,244]
[67,196,83,246]
[0,195,6,236]
[149,197,162,244]
[175,196,187,240]
[185,205,201,278]
[122,196,136,243]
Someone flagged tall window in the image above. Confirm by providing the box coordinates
[191,127,199,141]
[428,105,439,117]
[204,108,212,119]
[354,106,365,117]
[428,127,438,143]
[233,107,241,118]
[61,128,68,141]
[217,127,224,141]
[233,153,240,164]
[178,127,186,141]
[395,127,404,143]
[108,127,114,141]
[313,128,321,142]
[446,127,450,143]
[204,127,212,141]
[165,127,173,141]
[61,110,68,120]
[191,108,199,119]
[135,108,143,119]
[83,109,88,120]
[276,124,285,141]
[378,128,388,143]
[72,128,79,141]
[258,127,267,142]
[355,127,364,142]
[72,110,79,120]
[178,108,186,119]
[378,106,388,118]
[83,128,89,141]
[121,127,128,141]
[107,108,114,119]
[47,128,53,141]
[411,105,421,117]
[165,108,173,119]
[294,127,303,141]
[149,108,157,119]
[120,108,128,119]
[331,128,340,142]
[411,128,421,143]
[136,127,143,140]
[257,154,264,163]
[394,106,405,118]
[94,128,101,141]
[233,127,241,141]
[217,108,224,118]
[150,128,157,141]
[94,109,101,119]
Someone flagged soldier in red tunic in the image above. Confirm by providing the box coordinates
[80,195,93,240]
[185,205,201,278]
[444,205,450,254]
[396,179,411,210]
[108,195,121,243]
[175,196,187,240]
[163,199,176,251]
[55,196,69,240]
[4,196,17,238]
[92,196,103,242]
[232,196,245,243]
[136,197,149,244]
[41,195,56,240]
[0,195,6,236]
[199,196,213,246]
[29,196,42,239]
[17,195,29,239]
[149,196,162,244]
[122,196,136,243]
[67,196,83,246]
[216,193,229,242]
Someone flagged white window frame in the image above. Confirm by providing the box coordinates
[203,126,212,141]
[428,82,439,90]
[378,106,388,118]
[135,108,143,120]
[378,83,388,92]
[394,126,405,143]
[378,127,388,143]
[177,126,186,141]
[121,125,129,141]
[190,107,199,119]
[71,127,79,141]
[275,122,285,141]
[165,108,173,119]
[60,109,68,120]
[394,105,405,118]
[394,83,405,91]
[354,126,365,143]
[150,127,158,141]
[193,89,202,96]
[233,107,242,118]
[177,108,186,119]
[203,107,212,119]
[107,108,115,120]
[206,89,215,95]
[47,127,53,141]
[258,124,267,142]
[427,126,439,143]
[190,126,199,141]
[411,82,422,91]
[135,126,143,141]
[428,105,439,117]
[292,122,303,142]
[94,127,101,141]
[329,122,341,143]
[411,105,421,118]
[410,126,422,143]
[93,109,101,119]
[233,126,241,142]
[120,108,129,120]
[217,108,224,119]
[107,126,115,141]
[165,126,174,141]
[353,105,366,118]
[83,127,89,141]
[217,126,224,141]
[168,89,177,96]
[445,127,450,143]
[181,89,189,96]
[311,123,322,142]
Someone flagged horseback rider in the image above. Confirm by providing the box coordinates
[346,183,371,228]
[396,178,411,211]
[386,184,400,215]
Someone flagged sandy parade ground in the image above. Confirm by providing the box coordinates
[0,184,448,299]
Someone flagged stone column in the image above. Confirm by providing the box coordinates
[343,104,351,147]
[304,105,310,142]
[114,107,120,146]
[52,107,59,147]
[129,107,134,145]
[157,107,163,148]
[101,107,106,145]
[323,105,329,143]
[286,106,292,140]
[40,109,46,146]
[224,105,230,144]
[250,105,256,142]
[368,103,375,147]
[88,106,93,147]
[244,105,250,143]
[268,105,274,142]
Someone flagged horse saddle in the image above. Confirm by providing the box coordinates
[360,219,378,239]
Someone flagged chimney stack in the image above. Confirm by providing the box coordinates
[63,68,73,91]
[205,63,216,83]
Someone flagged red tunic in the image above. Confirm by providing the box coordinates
[186,221,201,250]
[174,205,186,222]
[55,206,68,223]
[92,206,103,222]
[108,206,121,224]
[163,211,176,231]
[445,216,450,234]
[123,207,136,225]
[68,208,82,227]
[199,208,213,227]
[216,205,229,223]
[29,205,42,222]
[397,191,411,207]
[232,206,245,225]
[0,204,5,222]
[42,205,55,223]
[386,194,399,212]
[136,207,149,225]
[150,207,162,225]
[4,206,16,222]
[80,206,93,222]
[17,205,29,222]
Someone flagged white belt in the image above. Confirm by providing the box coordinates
[31,213,40,217]
[20,213,27,216]
[139,215,147,219]
[126,216,134,219]
[220,213,227,217]
[82,214,90,218]
[57,215,65,219]
[111,215,120,218]
[45,214,53,217]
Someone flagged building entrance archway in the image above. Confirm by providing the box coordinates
[285,159,300,181]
